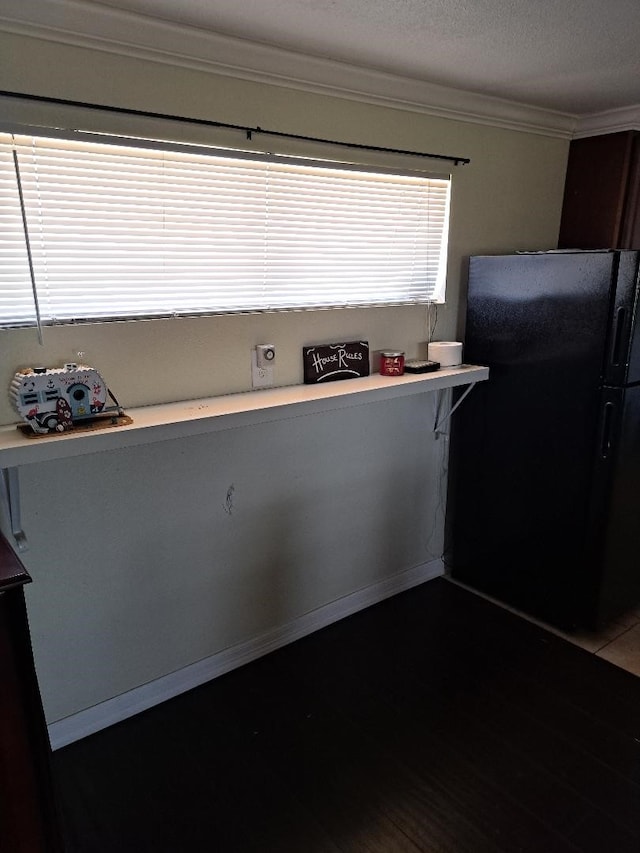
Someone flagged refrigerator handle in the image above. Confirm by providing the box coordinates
[599,402,615,460]
[610,306,626,367]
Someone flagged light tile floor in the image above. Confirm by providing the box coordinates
[448,577,640,677]
[562,609,640,676]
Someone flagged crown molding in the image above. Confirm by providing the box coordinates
[0,0,578,138]
[573,105,640,138]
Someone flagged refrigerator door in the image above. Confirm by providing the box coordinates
[604,251,640,386]
[586,385,640,626]
[448,251,618,628]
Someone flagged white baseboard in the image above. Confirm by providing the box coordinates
[48,558,443,750]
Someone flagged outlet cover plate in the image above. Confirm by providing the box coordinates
[251,349,274,389]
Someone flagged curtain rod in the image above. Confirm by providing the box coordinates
[0,90,471,167]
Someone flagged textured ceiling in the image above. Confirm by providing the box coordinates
[87,0,640,114]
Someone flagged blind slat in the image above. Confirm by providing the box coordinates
[0,132,451,325]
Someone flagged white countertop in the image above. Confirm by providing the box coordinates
[0,365,488,468]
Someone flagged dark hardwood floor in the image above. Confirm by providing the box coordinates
[52,578,640,852]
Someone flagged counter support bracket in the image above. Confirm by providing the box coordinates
[434,382,477,437]
[0,467,28,552]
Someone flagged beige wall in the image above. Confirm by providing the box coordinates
[0,32,568,424]
[0,31,569,733]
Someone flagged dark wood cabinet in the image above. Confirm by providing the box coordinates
[558,130,640,250]
[0,534,64,852]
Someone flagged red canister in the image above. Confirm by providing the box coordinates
[380,350,405,376]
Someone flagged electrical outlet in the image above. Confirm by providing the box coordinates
[251,349,274,389]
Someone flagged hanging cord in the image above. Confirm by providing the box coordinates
[12,142,43,345]
[426,301,438,342]
[424,410,450,560]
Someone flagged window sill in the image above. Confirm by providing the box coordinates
[0,365,488,468]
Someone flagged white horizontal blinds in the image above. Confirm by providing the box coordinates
[264,163,449,308]
[2,132,450,325]
[0,137,37,325]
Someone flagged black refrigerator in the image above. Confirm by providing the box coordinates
[447,250,640,630]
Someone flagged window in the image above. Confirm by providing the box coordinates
[0,131,451,328]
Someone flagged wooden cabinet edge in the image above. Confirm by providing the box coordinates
[0,534,65,852]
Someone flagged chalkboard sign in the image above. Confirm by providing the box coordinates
[302,341,370,384]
